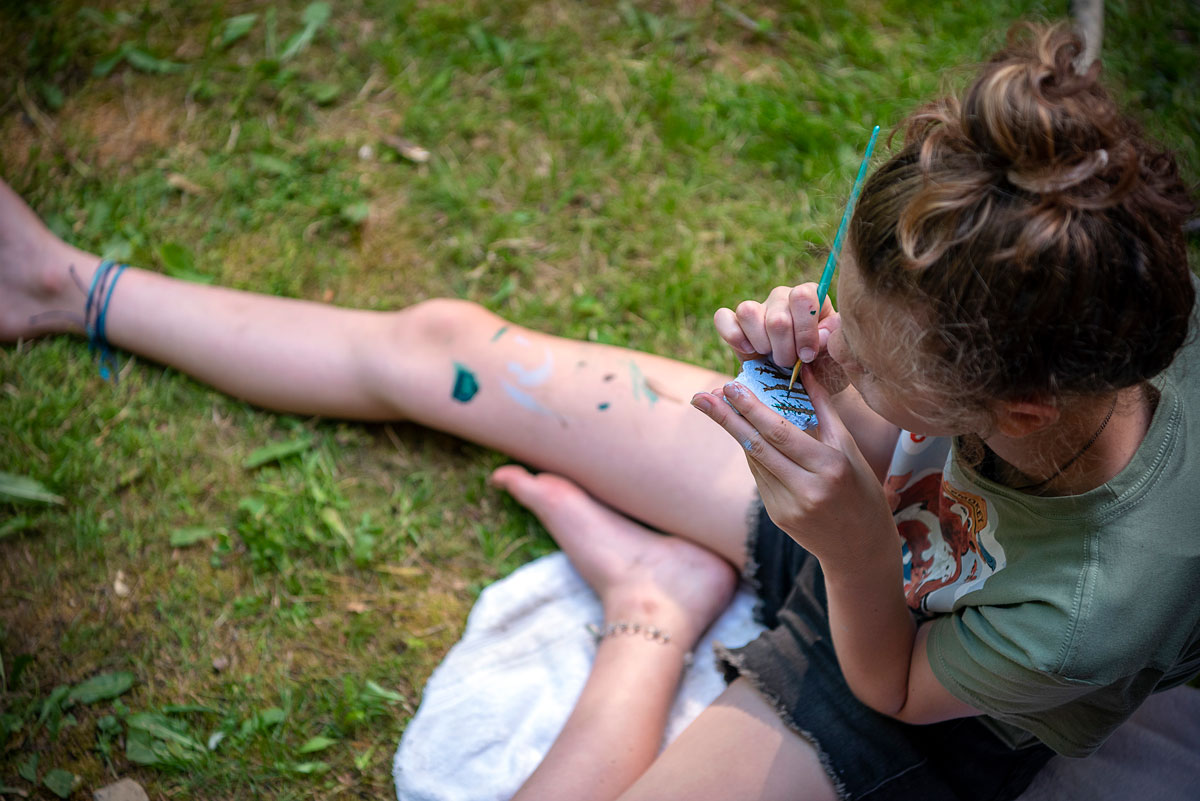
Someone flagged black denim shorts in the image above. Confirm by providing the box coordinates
[714,503,1054,801]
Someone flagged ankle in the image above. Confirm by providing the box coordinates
[590,619,695,672]
[601,592,703,650]
[39,250,99,336]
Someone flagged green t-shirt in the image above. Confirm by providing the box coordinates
[884,298,1200,757]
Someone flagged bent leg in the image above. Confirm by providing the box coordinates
[620,679,837,801]
[495,468,830,801]
[1,181,755,563]
[494,467,739,800]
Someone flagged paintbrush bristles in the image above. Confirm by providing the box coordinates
[787,359,802,393]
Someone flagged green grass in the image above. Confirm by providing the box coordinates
[1,1,1197,797]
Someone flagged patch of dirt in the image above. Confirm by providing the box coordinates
[66,91,181,167]
[703,38,785,84]
[0,114,40,175]
[0,85,186,178]
[311,100,404,149]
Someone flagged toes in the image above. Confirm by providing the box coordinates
[490,465,579,510]
[490,465,540,509]
[489,464,533,493]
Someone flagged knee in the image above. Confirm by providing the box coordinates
[392,297,503,349]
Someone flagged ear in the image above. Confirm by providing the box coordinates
[991,398,1061,437]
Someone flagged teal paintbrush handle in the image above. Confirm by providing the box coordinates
[815,124,880,308]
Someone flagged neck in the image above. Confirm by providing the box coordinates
[982,386,1154,496]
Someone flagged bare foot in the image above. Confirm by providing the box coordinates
[491,465,737,650]
[0,180,99,341]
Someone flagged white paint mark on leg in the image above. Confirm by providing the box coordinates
[506,347,554,387]
[502,380,567,426]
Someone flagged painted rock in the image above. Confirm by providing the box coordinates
[732,358,819,430]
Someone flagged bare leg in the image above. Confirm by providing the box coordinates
[491,466,737,800]
[0,181,755,563]
[492,466,834,801]
[619,680,837,801]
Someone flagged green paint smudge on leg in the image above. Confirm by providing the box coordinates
[627,361,658,408]
[452,363,480,402]
[491,326,508,342]
[598,402,610,411]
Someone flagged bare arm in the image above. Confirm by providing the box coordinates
[823,557,979,723]
[829,383,900,481]
[693,366,975,725]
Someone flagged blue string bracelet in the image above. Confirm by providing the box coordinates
[85,259,128,381]
[84,258,112,331]
[95,263,127,380]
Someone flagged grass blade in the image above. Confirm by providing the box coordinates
[125,713,206,753]
[243,437,313,469]
[0,473,65,505]
[297,735,337,754]
[68,672,135,705]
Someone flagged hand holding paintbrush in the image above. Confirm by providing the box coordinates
[710,127,881,431]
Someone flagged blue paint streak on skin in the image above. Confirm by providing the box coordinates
[452,363,480,403]
[627,361,658,408]
[598,402,610,411]
[491,326,508,342]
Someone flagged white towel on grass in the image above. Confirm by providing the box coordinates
[394,552,1200,801]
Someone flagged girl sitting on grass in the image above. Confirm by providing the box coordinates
[3,22,1197,801]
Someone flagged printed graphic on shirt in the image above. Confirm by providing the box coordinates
[884,432,1007,614]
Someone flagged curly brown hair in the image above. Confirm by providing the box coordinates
[849,22,1194,418]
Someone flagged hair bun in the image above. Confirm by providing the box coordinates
[853,21,1194,406]
[958,24,1139,204]
[1005,147,1107,194]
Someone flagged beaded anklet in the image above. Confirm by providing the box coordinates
[587,620,694,667]
[84,258,128,381]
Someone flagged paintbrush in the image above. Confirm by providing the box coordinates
[789,124,880,393]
